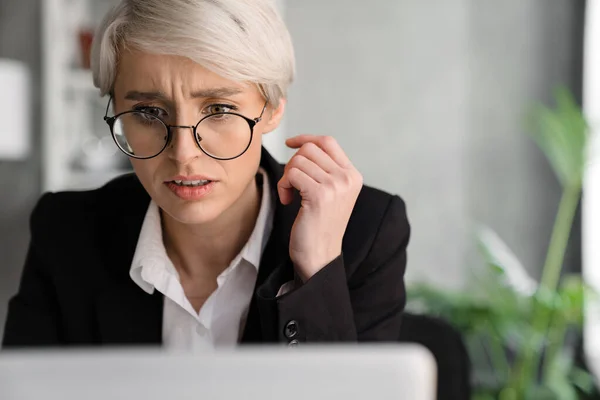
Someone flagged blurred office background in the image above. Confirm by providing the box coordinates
[0,0,586,346]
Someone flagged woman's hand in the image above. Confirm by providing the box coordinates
[277,135,363,282]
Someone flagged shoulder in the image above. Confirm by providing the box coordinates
[348,184,410,239]
[31,173,143,222]
[352,185,408,225]
[29,174,148,249]
[342,184,410,275]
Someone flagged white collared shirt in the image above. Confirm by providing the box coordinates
[129,168,274,350]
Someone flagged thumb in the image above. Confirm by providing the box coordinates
[277,174,295,205]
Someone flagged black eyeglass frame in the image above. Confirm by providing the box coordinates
[103,96,268,161]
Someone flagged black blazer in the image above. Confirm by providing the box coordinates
[2,148,410,347]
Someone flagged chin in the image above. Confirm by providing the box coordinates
[160,199,225,225]
[147,180,226,225]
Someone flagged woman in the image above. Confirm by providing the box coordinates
[3,0,410,348]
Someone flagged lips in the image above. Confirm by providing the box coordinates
[165,180,216,201]
[163,175,217,200]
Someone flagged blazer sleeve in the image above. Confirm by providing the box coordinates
[2,193,62,348]
[257,195,409,343]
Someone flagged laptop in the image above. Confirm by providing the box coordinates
[0,344,436,400]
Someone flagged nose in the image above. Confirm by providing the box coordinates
[166,125,204,164]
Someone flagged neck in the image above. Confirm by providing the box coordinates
[162,176,262,281]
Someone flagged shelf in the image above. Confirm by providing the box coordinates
[42,0,123,193]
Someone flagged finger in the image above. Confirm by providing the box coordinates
[277,167,318,205]
[286,154,329,183]
[286,135,352,168]
[285,134,318,148]
[291,143,337,174]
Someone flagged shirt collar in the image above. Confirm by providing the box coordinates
[129,168,274,292]
[240,167,274,269]
[130,200,168,295]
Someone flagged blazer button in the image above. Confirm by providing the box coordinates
[288,339,300,347]
[284,320,299,339]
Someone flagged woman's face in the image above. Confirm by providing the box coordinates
[113,49,285,225]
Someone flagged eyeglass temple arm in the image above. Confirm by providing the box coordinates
[104,96,113,119]
[255,101,269,122]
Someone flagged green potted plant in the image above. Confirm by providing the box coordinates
[408,87,596,399]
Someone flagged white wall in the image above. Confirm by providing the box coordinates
[583,0,600,369]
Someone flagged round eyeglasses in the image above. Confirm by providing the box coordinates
[103,97,268,160]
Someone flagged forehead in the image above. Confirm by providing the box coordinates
[114,49,252,94]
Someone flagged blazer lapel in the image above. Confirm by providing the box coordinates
[94,174,163,345]
[241,148,300,343]
[95,284,163,345]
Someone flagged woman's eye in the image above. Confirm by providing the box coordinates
[206,104,236,114]
[134,106,167,119]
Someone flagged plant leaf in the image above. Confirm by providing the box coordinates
[554,274,599,326]
[546,382,578,400]
[527,87,588,189]
[568,366,597,395]
[476,224,537,296]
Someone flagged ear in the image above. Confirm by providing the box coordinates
[261,98,287,134]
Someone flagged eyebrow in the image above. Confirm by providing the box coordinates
[191,87,244,98]
[124,87,244,101]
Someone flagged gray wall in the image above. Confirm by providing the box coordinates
[467,0,584,279]
[0,0,41,341]
[285,0,584,287]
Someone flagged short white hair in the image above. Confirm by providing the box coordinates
[91,0,295,107]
